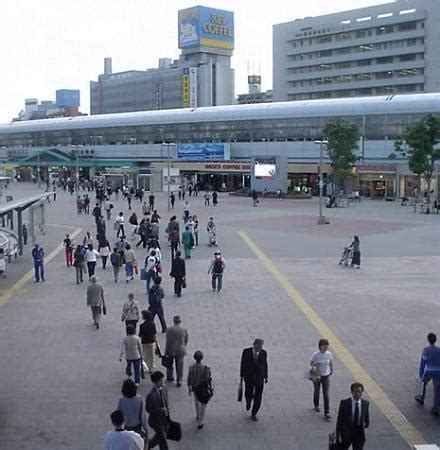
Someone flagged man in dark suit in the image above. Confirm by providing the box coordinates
[169,251,186,297]
[145,371,169,450]
[240,338,268,421]
[336,382,370,450]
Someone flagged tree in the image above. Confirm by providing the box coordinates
[323,119,359,193]
[395,115,440,213]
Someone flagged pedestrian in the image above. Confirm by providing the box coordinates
[119,324,143,386]
[105,410,144,450]
[148,277,167,333]
[183,201,190,222]
[336,382,370,450]
[170,192,175,209]
[187,350,213,429]
[92,202,101,223]
[110,247,123,283]
[165,315,188,386]
[116,212,126,238]
[139,310,157,374]
[124,244,137,283]
[252,189,259,207]
[63,234,74,267]
[98,239,111,270]
[193,214,199,246]
[129,213,138,240]
[85,244,99,278]
[127,193,132,210]
[208,251,225,292]
[121,292,140,334]
[117,379,148,439]
[168,228,180,261]
[170,251,186,297]
[212,191,218,206]
[96,216,107,243]
[240,338,268,421]
[145,371,169,450]
[104,197,113,220]
[415,332,440,415]
[149,192,155,211]
[73,244,86,284]
[86,275,105,329]
[31,243,45,283]
[145,250,158,293]
[83,194,90,213]
[182,226,194,259]
[188,183,193,197]
[349,236,361,269]
[83,231,94,247]
[204,191,210,206]
[151,210,161,224]
[207,217,217,247]
[311,338,333,419]
[178,186,182,200]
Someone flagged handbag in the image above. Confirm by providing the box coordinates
[306,365,321,382]
[134,263,139,275]
[102,300,107,316]
[161,354,173,369]
[182,278,187,289]
[237,382,243,402]
[167,418,182,441]
[194,366,214,404]
[141,360,148,379]
[140,268,147,280]
[328,432,343,450]
[155,342,162,357]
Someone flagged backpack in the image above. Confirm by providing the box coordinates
[213,258,223,274]
[110,252,121,267]
[148,285,162,306]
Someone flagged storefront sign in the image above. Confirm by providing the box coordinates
[204,163,250,172]
[177,143,230,161]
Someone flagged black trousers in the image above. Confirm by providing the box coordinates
[342,432,365,450]
[174,276,183,296]
[170,242,179,260]
[244,378,264,416]
[87,261,96,277]
[149,426,168,450]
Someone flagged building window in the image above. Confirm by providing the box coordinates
[318,50,333,57]
[407,38,417,46]
[336,47,352,55]
[377,56,393,64]
[358,59,372,66]
[375,71,393,79]
[376,25,394,34]
[318,35,332,43]
[398,21,417,32]
[399,53,417,62]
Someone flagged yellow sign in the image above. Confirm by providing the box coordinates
[182,74,190,108]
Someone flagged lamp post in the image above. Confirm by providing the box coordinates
[315,139,328,225]
[161,143,175,211]
[37,150,41,188]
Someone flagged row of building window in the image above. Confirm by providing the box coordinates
[289,37,424,61]
[289,68,424,87]
[288,52,423,74]
[289,21,423,47]
[288,83,423,100]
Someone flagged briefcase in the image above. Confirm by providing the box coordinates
[167,418,182,441]
[161,354,173,369]
[328,432,343,450]
[237,383,243,402]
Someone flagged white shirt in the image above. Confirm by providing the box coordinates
[105,429,144,450]
[311,350,333,376]
[351,398,362,424]
[116,216,125,225]
[85,249,99,263]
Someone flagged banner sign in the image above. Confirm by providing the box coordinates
[177,143,230,161]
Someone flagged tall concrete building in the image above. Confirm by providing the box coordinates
[90,6,235,115]
[273,0,439,101]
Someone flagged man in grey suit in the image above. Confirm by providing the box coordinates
[145,371,169,450]
[86,276,105,329]
[336,382,370,450]
[165,315,189,387]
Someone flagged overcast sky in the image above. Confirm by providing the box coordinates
[0,0,390,122]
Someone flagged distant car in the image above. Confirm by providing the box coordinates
[0,229,18,263]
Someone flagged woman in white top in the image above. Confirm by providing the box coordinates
[310,338,333,419]
[85,244,100,278]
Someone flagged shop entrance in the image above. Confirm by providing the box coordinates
[195,173,249,191]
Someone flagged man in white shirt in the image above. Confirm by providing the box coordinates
[310,338,333,419]
[105,409,144,450]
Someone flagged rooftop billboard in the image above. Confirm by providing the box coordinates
[178,6,234,50]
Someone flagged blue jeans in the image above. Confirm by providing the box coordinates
[166,354,184,382]
[146,269,155,292]
[150,306,167,333]
[34,261,44,282]
[126,359,141,384]
[125,262,134,279]
[212,273,223,291]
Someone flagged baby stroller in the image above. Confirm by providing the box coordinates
[208,228,218,247]
[339,246,353,266]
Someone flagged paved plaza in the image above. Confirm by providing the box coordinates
[0,183,438,450]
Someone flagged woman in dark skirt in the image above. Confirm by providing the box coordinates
[350,235,361,269]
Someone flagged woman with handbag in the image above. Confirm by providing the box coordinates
[187,350,213,429]
[117,379,148,440]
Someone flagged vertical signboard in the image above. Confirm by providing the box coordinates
[189,67,198,108]
[182,68,190,108]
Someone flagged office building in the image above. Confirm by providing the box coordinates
[90,6,235,114]
[237,75,273,104]
[273,0,440,101]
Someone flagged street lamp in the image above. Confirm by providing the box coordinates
[161,143,175,211]
[315,139,328,225]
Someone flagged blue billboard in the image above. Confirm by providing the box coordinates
[56,89,80,108]
[178,6,234,50]
[177,143,230,161]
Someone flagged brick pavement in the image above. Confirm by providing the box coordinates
[0,184,438,449]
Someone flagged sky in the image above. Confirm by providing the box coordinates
[0,0,391,122]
